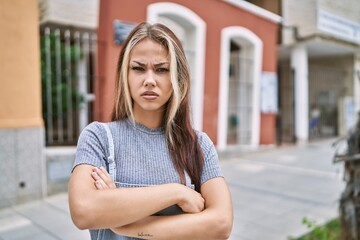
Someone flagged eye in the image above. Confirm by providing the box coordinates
[157,68,169,73]
[131,66,144,72]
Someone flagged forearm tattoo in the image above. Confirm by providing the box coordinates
[138,232,153,238]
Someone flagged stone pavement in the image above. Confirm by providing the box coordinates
[0,138,344,240]
[0,193,89,240]
[223,138,344,240]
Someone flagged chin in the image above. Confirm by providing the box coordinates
[140,105,164,112]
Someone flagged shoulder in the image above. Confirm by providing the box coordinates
[195,130,216,154]
[77,121,108,146]
[195,130,223,183]
[195,130,214,145]
[78,120,130,143]
[81,120,126,134]
[80,121,105,136]
[74,122,112,169]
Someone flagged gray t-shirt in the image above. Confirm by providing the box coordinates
[73,119,223,240]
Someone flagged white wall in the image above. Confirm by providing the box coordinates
[39,0,99,29]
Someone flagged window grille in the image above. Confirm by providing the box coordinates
[40,27,97,146]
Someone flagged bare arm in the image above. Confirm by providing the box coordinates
[68,164,205,230]
[111,177,233,240]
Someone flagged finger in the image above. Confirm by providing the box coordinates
[97,167,116,188]
[91,171,100,181]
[91,168,104,190]
[93,167,116,189]
[201,196,205,208]
[91,169,109,190]
[97,177,110,189]
[94,180,104,190]
[197,194,205,211]
[99,166,115,183]
[94,167,111,181]
[99,167,112,180]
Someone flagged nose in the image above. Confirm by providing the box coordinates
[143,71,156,87]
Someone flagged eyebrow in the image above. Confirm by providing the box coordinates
[132,61,169,67]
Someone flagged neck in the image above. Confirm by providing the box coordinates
[133,110,164,129]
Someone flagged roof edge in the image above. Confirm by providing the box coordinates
[223,0,282,24]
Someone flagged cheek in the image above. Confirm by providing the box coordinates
[127,81,137,98]
[166,86,174,100]
[164,80,173,95]
[128,75,140,94]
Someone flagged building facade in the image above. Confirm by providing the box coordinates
[97,0,280,150]
[0,0,280,207]
[277,0,360,143]
[0,0,44,208]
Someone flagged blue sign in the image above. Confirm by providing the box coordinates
[113,20,136,45]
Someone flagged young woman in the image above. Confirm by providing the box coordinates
[68,22,233,240]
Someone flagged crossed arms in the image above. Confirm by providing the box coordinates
[68,165,233,239]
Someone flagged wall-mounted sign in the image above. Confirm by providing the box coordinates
[318,9,360,45]
[261,72,278,113]
[113,20,136,45]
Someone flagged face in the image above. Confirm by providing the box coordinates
[128,38,173,119]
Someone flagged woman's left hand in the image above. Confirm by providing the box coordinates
[91,166,116,189]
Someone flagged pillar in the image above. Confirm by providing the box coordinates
[291,44,309,143]
[355,56,360,118]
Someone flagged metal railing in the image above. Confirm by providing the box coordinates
[227,51,254,145]
[40,27,97,146]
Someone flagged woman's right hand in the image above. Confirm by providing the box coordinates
[177,184,205,213]
[91,166,116,190]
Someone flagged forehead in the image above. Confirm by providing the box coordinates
[130,38,169,61]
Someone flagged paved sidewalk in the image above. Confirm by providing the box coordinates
[0,138,345,240]
[0,193,89,240]
[224,138,344,240]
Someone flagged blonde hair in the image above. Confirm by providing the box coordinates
[112,22,204,191]
[112,22,189,144]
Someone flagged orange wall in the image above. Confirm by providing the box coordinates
[97,0,278,144]
[0,0,43,128]
[260,113,276,144]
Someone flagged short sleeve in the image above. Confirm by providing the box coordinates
[72,122,109,171]
[197,131,223,185]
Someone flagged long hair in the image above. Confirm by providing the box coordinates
[111,22,204,192]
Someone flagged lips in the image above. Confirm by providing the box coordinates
[141,91,159,100]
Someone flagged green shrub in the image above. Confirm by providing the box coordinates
[288,217,340,240]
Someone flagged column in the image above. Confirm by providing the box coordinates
[355,56,360,119]
[291,44,309,143]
